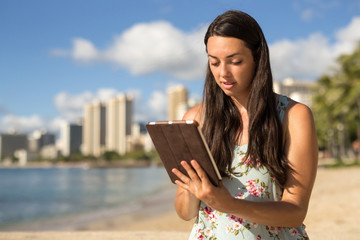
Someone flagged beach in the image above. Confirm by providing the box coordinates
[1,165,360,239]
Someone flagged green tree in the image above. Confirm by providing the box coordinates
[313,45,360,159]
[102,151,121,161]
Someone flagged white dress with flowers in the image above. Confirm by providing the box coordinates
[188,95,309,240]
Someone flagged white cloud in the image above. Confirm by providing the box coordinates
[0,114,67,135]
[300,8,317,22]
[54,91,93,122]
[54,88,120,122]
[54,88,168,124]
[270,16,360,80]
[147,91,167,120]
[0,88,138,134]
[0,114,46,133]
[53,21,208,80]
[270,32,334,80]
[72,38,99,62]
[334,16,360,55]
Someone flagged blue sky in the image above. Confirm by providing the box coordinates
[1,0,360,135]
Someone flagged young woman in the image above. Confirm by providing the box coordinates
[171,10,318,239]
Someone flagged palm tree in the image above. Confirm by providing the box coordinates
[312,44,360,160]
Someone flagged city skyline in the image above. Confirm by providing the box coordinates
[1,0,360,135]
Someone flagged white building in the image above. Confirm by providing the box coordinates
[106,94,133,155]
[61,123,82,157]
[274,78,316,107]
[82,101,106,157]
[167,85,188,120]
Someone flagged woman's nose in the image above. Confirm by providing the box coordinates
[220,63,230,78]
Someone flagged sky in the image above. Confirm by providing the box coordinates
[1,0,360,136]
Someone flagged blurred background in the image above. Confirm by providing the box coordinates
[0,0,359,237]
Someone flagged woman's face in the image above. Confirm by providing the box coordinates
[207,36,256,99]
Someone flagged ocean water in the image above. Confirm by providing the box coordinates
[0,166,171,229]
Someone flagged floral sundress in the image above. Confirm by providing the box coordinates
[188,95,309,240]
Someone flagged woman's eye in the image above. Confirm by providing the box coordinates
[232,61,242,65]
[210,62,220,66]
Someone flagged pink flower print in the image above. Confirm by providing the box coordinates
[197,235,204,240]
[225,224,231,233]
[257,235,263,240]
[235,192,244,199]
[258,186,265,195]
[249,188,260,197]
[290,228,299,236]
[204,228,213,237]
[203,206,213,215]
[236,217,244,224]
[233,222,241,230]
[228,215,244,224]
[268,226,279,235]
[206,213,217,223]
[246,180,257,189]
[254,158,261,167]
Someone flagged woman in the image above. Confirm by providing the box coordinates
[172,10,318,239]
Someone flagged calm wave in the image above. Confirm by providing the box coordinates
[0,166,170,228]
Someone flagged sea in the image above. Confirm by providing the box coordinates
[0,166,172,230]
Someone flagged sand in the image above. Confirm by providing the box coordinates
[1,166,360,239]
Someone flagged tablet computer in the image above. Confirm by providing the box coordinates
[146,120,222,186]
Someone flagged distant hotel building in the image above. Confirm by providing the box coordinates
[106,94,133,155]
[167,85,188,120]
[61,123,82,157]
[82,101,106,157]
[28,130,56,152]
[0,134,28,162]
[274,78,316,107]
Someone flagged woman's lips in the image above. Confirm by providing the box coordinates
[221,81,235,90]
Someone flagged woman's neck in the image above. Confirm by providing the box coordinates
[231,95,248,114]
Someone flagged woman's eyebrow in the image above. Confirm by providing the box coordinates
[208,53,243,59]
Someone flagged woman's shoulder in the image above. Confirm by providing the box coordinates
[285,97,314,122]
[282,96,316,140]
[182,104,205,123]
[275,94,312,119]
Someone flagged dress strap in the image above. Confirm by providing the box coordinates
[277,95,289,123]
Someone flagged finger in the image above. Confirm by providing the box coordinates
[172,168,192,185]
[174,179,190,191]
[190,160,212,185]
[180,161,201,182]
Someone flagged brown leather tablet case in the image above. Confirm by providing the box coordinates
[146,120,222,186]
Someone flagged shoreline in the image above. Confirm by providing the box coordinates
[0,181,177,231]
[1,166,360,239]
[0,159,162,169]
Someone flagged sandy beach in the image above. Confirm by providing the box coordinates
[1,165,360,239]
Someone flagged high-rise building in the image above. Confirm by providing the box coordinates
[28,130,55,152]
[61,123,82,157]
[0,134,28,161]
[82,101,106,157]
[274,78,316,107]
[106,94,133,155]
[167,85,188,120]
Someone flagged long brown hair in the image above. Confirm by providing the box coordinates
[202,10,290,187]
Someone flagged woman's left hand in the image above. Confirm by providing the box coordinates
[172,160,234,213]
